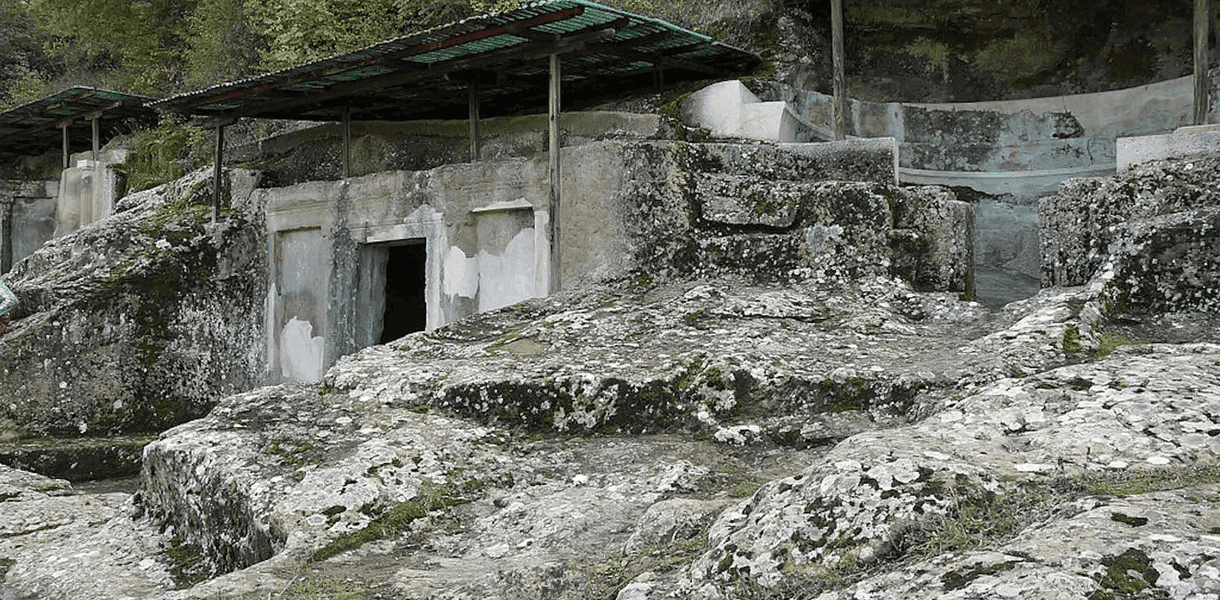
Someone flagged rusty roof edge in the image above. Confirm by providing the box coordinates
[153,0,584,110]
[0,86,156,121]
[153,0,759,113]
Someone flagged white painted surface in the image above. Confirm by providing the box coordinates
[443,246,480,300]
[1117,129,1220,172]
[279,317,325,383]
[682,80,815,143]
[478,228,537,312]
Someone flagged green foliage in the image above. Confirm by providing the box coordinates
[23,0,193,94]
[246,0,412,71]
[309,481,468,563]
[906,37,951,81]
[166,537,207,587]
[1061,324,1083,354]
[184,0,265,87]
[1090,548,1164,600]
[727,482,760,498]
[1092,332,1142,359]
[3,63,52,108]
[112,116,207,195]
[0,2,52,108]
[972,30,1066,84]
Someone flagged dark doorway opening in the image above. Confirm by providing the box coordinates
[379,242,427,343]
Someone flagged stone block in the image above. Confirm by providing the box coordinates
[1117,127,1220,172]
[681,80,816,143]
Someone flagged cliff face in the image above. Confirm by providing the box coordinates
[0,170,267,441]
[1,144,1218,599]
[673,0,1218,103]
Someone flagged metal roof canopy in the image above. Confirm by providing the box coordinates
[154,0,761,123]
[0,86,156,161]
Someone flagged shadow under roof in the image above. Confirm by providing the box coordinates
[154,0,761,122]
[0,86,156,158]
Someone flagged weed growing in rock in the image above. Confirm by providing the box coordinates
[165,537,207,587]
[1062,324,1083,353]
[237,577,367,600]
[308,482,468,563]
[571,531,711,599]
[1092,332,1143,358]
[727,482,760,498]
[1078,464,1220,497]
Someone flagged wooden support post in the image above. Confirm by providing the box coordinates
[469,83,481,162]
[61,124,70,170]
[1,199,12,275]
[341,107,351,178]
[1196,0,1212,125]
[91,116,100,162]
[212,124,225,223]
[831,0,847,140]
[548,53,562,294]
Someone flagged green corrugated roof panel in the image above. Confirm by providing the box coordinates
[0,86,157,156]
[153,0,760,122]
[408,34,528,64]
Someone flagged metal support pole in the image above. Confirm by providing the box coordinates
[1195,0,1212,125]
[1,199,12,275]
[342,107,352,178]
[212,124,225,223]
[61,124,70,170]
[831,0,847,140]
[91,117,100,162]
[469,83,481,162]
[548,53,562,294]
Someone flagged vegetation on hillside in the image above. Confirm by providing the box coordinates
[0,0,516,109]
[0,0,1212,110]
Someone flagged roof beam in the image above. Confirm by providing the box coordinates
[583,40,720,75]
[183,7,586,110]
[219,27,619,120]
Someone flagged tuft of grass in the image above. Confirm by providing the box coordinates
[237,577,367,600]
[1061,324,1082,353]
[165,537,207,587]
[1092,332,1142,358]
[1078,464,1220,498]
[571,531,711,599]
[727,482,761,498]
[309,482,468,563]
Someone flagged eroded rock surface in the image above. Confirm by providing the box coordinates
[0,143,1217,600]
[0,169,266,440]
[0,465,174,600]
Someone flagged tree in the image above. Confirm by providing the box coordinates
[0,0,53,107]
[246,0,410,71]
[184,0,265,86]
[23,0,195,94]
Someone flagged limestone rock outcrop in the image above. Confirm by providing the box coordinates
[0,169,266,440]
[1,142,1218,600]
[1041,154,1220,316]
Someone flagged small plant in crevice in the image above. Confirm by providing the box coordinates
[1091,332,1143,359]
[308,481,470,563]
[112,115,208,196]
[1061,324,1083,354]
[165,536,208,588]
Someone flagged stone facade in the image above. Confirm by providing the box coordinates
[1040,153,1220,314]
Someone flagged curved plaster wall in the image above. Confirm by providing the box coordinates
[787,71,1218,196]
